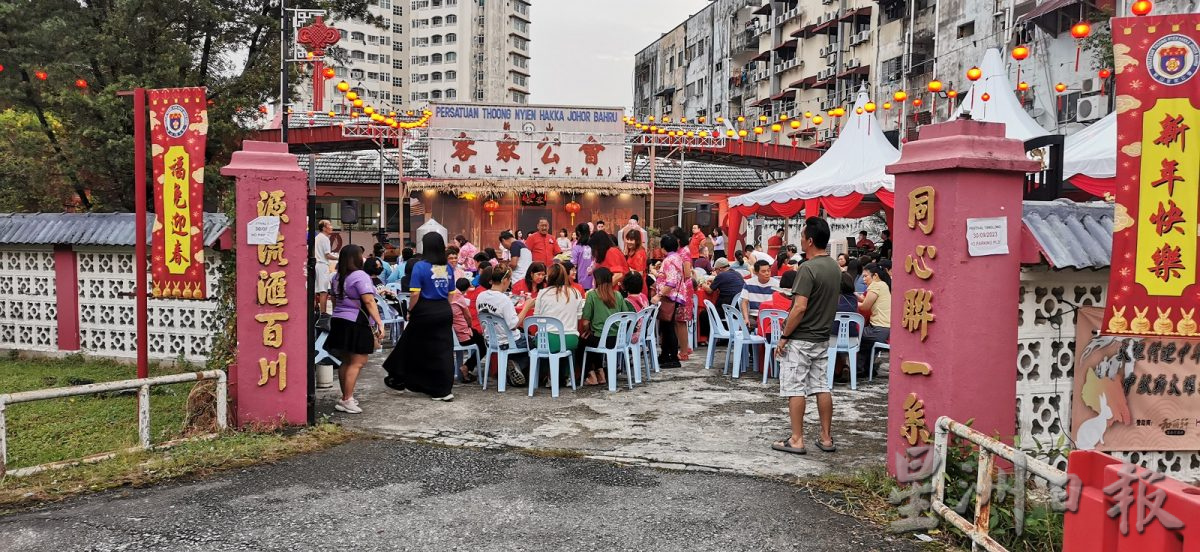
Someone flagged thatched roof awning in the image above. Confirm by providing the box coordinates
[408,178,650,196]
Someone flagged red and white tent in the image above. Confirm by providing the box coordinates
[1063,111,1116,198]
[950,48,1050,141]
[725,87,899,245]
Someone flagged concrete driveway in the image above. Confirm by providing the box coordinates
[324,346,891,480]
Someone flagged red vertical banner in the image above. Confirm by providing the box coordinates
[1104,15,1200,338]
[149,87,208,299]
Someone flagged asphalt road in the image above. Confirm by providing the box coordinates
[0,440,925,551]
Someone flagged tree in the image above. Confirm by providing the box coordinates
[0,0,379,212]
[0,109,75,211]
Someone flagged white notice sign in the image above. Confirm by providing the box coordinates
[966,217,1008,257]
[246,216,281,245]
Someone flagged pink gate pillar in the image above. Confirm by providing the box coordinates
[221,141,309,426]
[884,119,1039,476]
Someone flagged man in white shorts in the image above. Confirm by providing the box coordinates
[773,217,841,455]
[314,220,338,318]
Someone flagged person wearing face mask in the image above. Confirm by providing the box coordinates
[856,263,892,378]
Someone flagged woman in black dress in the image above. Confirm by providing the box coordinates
[383,233,456,400]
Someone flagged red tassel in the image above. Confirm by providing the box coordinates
[1075,46,1081,72]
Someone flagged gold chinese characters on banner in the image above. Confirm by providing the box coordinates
[255,190,290,391]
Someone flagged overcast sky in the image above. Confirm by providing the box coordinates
[529,0,713,109]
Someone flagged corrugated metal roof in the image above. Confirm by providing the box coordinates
[628,157,773,191]
[1022,199,1113,270]
[0,213,230,247]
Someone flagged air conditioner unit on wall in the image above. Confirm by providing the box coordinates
[1075,95,1109,122]
[1080,77,1103,95]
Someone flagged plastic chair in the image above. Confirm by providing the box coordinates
[451,330,480,383]
[702,300,732,371]
[628,307,657,384]
[583,312,637,392]
[869,342,890,381]
[478,312,528,392]
[827,312,865,390]
[523,316,577,398]
[722,304,767,378]
[643,303,662,373]
[376,300,404,350]
[313,330,341,367]
[757,309,789,383]
[686,299,698,351]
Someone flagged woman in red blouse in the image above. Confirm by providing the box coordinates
[589,231,627,287]
[624,230,647,275]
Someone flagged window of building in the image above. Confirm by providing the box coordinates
[351,50,365,60]
[432,16,443,26]
[351,69,365,79]
[446,52,457,62]
[446,14,457,24]
[338,29,348,40]
[393,59,404,69]
[352,31,366,42]
[513,91,528,104]
[393,23,404,33]
[431,34,443,44]
[393,77,404,87]
[446,88,457,99]
[512,36,528,50]
[957,21,975,38]
[432,0,442,6]
[368,53,379,62]
[446,70,456,80]
[432,53,443,63]
[432,71,443,81]
[446,33,457,44]
[432,90,443,99]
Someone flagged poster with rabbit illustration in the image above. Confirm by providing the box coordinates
[1073,307,1200,451]
[1102,14,1200,338]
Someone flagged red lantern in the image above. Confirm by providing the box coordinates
[1017,81,1030,91]
[258,105,268,114]
[322,67,336,79]
[882,102,892,110]
[855,107,864,115]
[1131,0,1152,15]
[1099,68,1111,79]
[980,93,991,102]
[966,66,982,81]
[483,199,501,224]
[927,80,943,93]
[34,70,48,81]
[864,102,877,113]
[0,64,5,73]
[1070,22,1091,39]
[1011,45,1030,61]
[753,126,764,135]
[912,98,923,107]
[893,90,907,102]
[1054,82,1067,93]
[946,90,958,98]
[564,200,581,224]
[790,120,801,129]
[74,78,88,89]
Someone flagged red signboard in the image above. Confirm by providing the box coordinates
[149,87,208,299]
[1104,15,1200,338]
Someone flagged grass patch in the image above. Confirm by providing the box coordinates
[805,465,903,527]
[0,422,354,514]
[1,356,196,470]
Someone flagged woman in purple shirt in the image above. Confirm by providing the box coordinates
[570,222,595,290]
[328,245,385,414]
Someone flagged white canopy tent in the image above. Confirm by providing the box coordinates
[728,86,900,219]
[950,48,1051,141]
[1063,111,1116,180]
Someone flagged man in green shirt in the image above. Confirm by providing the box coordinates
[773,217,841,455]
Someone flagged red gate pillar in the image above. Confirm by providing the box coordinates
[221,141,309,426]
[884,119,1039,475]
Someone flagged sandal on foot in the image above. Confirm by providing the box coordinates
[815,441,837,452]
[772,438,807,455]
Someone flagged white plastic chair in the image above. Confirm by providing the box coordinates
[644,302,662,373]
[523,316,577,398]
[478,312,528,392]
[686,299,697,351]
[451,330,480,383]
[702,299,732,371]
[827,312,865,390]
[583,312,637,392]
[869,342,890,381]
[757,309,789,383]
[628,307,657,384]
[722,303,767,378]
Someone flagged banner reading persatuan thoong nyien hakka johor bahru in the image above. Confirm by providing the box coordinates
[149,87,208,299]
[1103,14,1200,338]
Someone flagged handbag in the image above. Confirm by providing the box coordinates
[657,299,678,322]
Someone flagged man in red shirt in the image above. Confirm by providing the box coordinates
[856,230,875,252]
[688,224,706,259]
[525,217,561,265]
[767,228,785,258]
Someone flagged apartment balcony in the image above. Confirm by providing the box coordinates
[774,56,802,74]
[837,57,870,79]
[731,28,758,57]
[775,5,803,27]
[839,5,872,23]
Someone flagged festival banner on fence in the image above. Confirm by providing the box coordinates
[427,103,626,180]
[1103,14,1200,337]
[149,87,208,299]
[1073,307,1200,451]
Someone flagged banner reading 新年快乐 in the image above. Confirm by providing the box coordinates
[1073,307,1200,451]
[1103,14,1200,338]
[149,87,207,299]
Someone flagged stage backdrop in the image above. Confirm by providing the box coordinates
[148,87,208,299]
[428,103,625,181]
[1073,307,1200,451]
[1103,14,1200,337]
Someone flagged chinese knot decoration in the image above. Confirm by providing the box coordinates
[565,200,581,224]
[483,199,500,223]
[296,16,340,113]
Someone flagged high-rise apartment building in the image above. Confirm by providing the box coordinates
[293,0,531,114]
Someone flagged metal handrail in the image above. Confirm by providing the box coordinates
[930,416,1069,552]
[0,370,227,478]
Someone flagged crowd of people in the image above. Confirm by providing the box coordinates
[315,215,894,456]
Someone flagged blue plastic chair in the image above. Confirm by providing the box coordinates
[523,316,577,398]
[478,312,528,392]
[827,312,865,390]
[627,306,657,384]
[703,299,732,371]
[583,312,637,392]
[313,330,341,367]
[722,303,767,378]
[757,308,789,383]
[451,330,480,383]
[869,342,890,381]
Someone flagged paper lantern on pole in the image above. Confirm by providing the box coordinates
[1069,22,1090,71]
[327,110,336,117]
[893,90,907,102]
[322,67,336,79]
[811,115,823,125]
[716,116,724,123]
[737,116,745,123]
[753,126,764,135]
[1017,81,1030,91]
[1098,68,1111,96]
[564,200,581,224]
[882,102,892,110]
[759,115,768,123]
[352,98,364,108]
[947,90,958,99]
[336,81,350,92]
[1131,0,1152,15]
[980,93,991,102]
[726,129,736,137]
[966,66,982,81]
[346,91,358,101]
[770,123,782,132]
[738,129,748,138]
[855,107,864,114]
[364,106,375,115]
[1054,82,1067,93]
[483,199,501,224]
[912,98,923,107]
[927,79,943,93]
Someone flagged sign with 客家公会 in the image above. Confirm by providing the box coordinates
[1103,14,1200,338]
[427,103,626,180]
[1072,307,1200,451]
[965,216,1008,256]
[149,87,207,299]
